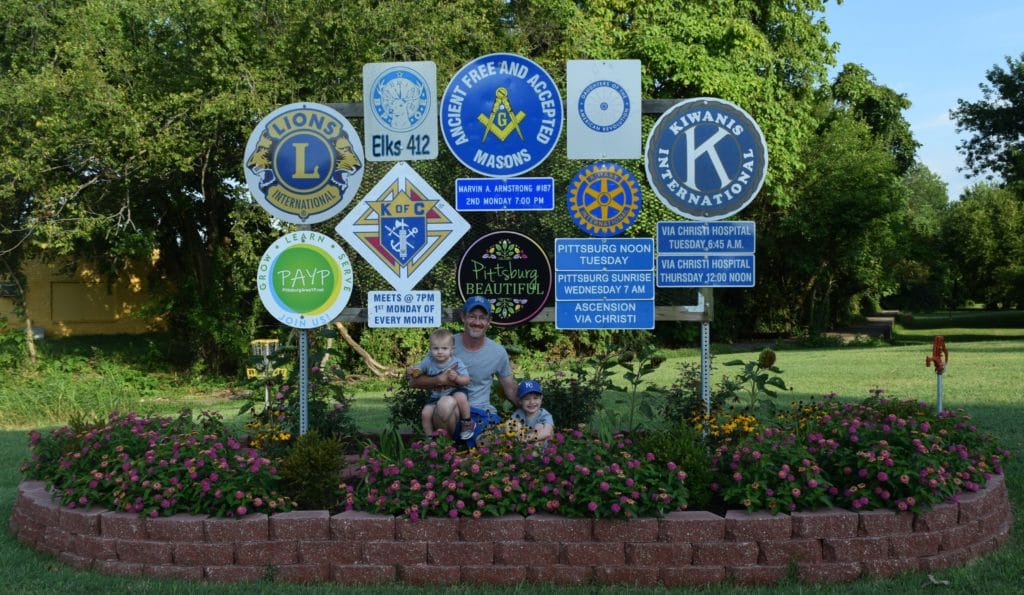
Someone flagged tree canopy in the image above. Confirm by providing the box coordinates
[1,0,955,368]
[952,52,1024,187]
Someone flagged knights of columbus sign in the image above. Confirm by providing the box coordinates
[336,162,470,293]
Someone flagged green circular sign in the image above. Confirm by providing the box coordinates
[257,231,353,328]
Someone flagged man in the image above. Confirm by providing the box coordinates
[409,296,519,442]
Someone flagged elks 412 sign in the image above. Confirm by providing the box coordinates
[645,98,767,221]
[257,231,354,329]
[440,53,563,178]
[244,103,365,224]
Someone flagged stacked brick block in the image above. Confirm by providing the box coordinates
[9,476,1011,586]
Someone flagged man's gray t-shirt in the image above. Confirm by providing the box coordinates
[453,333,513,412]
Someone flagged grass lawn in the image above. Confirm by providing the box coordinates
[1,320,1021,592]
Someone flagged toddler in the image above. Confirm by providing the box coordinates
[511,379,554,443]
[409,328,475,439]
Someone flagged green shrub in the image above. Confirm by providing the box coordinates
[634,421,714,508]
[653,362,730,425]
[278,431,347,511]
[384,379,429,432]
[536,352,617,429]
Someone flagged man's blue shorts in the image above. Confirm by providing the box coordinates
[457,407,501,448]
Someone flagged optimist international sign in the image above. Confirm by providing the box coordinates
[257,231,354,329]
[645,98,767,221]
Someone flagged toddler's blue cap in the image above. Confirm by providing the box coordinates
[517,380,543,399]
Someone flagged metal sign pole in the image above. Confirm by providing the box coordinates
[299,329,309,435]
[701,320,712,416]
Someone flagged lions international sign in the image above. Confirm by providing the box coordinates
[244,103,365,224]
[644,98,767,221]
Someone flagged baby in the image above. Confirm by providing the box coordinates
[409,328,475,440]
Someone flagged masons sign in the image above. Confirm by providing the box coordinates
[244,103,364,224]
[256,231,354,329]
[440,53,563,178]
[644,98,767,221]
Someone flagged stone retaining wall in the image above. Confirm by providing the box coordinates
[9,476,1012,586]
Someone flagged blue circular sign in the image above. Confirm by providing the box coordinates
[244,103,364,224]
[567,162,642,237]
[644,98,767,221]
[578,80,630,133]
[440,53,563,177]
[370,67,431,132]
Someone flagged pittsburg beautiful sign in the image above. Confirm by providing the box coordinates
[457,231,552,326]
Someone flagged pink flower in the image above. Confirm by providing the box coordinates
[599,481,610,492]
[587,501,598,512]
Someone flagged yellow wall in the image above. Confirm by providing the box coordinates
[0,258,163,337]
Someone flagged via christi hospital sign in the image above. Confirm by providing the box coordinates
[645,98,767,221]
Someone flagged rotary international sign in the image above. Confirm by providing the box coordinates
[567,162,642,237]
[644,98,767,221]
[244,103,365,224]
[257,231,354,329]
[440,53,563,178]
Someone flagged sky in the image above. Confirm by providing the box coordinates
[823,0,1024,200]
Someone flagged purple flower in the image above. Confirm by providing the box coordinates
[587,501,598,512]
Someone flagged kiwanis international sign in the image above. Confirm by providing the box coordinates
[645,98,767,221]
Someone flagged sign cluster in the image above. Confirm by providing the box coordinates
[244,54,767,330]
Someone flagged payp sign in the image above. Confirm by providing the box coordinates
[257,231,354,329]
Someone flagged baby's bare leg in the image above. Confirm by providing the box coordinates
[453,391,471,420]
[421,403,436,435]
[431,394,459,437]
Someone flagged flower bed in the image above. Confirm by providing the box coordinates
[9,475,1012,586]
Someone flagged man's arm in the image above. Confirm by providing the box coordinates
[408,371,448,391]
[500,373,519,409]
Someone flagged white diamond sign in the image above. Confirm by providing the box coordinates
[336,162,469,293]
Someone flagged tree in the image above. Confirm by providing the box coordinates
[1,0,841,367]
[830,63,919,175]
[884,163,952,310]
[952,53,1024,186]
[943,184,1024,308]
[773,112,902,333]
